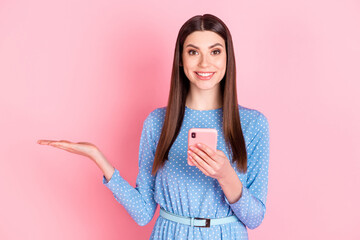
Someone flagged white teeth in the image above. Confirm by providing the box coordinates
[197,72,213,76]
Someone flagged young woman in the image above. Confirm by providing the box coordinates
[38,14,270,240]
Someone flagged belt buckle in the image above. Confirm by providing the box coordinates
[194,217,211,228]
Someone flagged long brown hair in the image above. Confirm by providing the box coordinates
[151,14,247,175]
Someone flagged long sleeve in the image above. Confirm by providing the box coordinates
[224,112,270,229]
[102,114,158,226]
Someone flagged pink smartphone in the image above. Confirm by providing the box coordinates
[188,128,217,166]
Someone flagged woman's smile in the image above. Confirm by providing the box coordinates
[195,71,215,80]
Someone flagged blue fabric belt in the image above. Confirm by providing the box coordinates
[160,207,239,228]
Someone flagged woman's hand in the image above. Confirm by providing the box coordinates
[187,143,234,181]
[37,140,99,161]
[37,139,115,181]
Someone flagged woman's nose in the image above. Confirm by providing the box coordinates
[198,55,210,68]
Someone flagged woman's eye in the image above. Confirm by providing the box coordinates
[188,50,198,55]
[212,49,221,55]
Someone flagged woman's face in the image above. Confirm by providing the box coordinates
[182,30,227,91]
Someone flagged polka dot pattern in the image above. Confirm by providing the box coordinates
[103,105,270,239]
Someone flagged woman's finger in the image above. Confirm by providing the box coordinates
[37,140,56,145]
[189,145,216,168]
[49,142,73,151]
[188,155,211,176]
[52,144,70,151]
[188,150,215,176]
[195,143,216,159]
[38,139,98,158]
[39,139,72,150]
[77,142,92,145]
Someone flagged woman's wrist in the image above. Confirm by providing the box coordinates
[218,168,243,204]
[91,149,115,181]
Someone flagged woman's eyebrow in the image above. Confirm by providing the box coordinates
[185,43,224,49]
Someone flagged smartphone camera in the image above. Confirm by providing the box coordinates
[191,132,196,138]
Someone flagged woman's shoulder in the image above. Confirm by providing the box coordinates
[238,104,269,127]
[143,106,167,127]
[147,106,167,119]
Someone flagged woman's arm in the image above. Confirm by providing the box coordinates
[37,112,158,226]
[92,150,115,182]
[186,111,269,229]
[101,113,158,226]
[223,112,270,230]
[218,168,243,204]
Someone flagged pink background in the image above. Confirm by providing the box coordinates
[1,0,359,239]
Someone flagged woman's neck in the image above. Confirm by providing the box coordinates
[185,87,223,110]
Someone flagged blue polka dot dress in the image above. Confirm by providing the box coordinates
[103,104,270,239]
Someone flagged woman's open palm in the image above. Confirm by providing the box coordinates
[38,139,114,181]
[37,140,99,160]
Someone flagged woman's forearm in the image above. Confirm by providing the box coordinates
[218,168,243,204]
[92,150,115,182]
